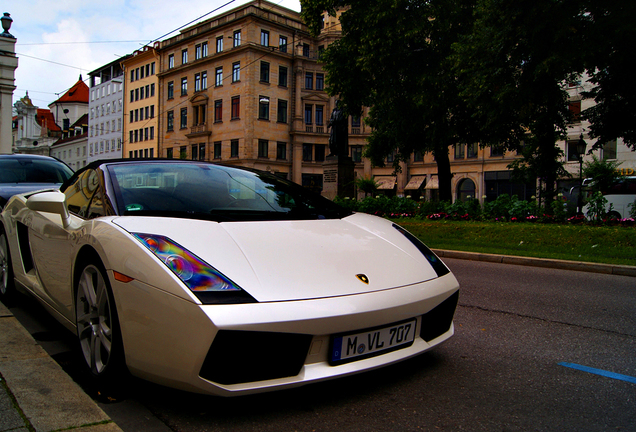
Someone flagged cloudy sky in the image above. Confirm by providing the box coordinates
[8,0,301,109]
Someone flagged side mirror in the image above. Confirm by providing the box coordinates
[26,191,71,229]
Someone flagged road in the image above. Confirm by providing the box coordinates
[7,258,636,431]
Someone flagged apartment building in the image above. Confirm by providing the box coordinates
[157,0,370,194]
[50,114,88,170]
[88,59,127,162]
[121,46,159,158]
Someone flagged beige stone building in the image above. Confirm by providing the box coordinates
[121,46,159,159]
[156,0,370,194]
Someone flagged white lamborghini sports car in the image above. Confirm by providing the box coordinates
[0,160,459,396]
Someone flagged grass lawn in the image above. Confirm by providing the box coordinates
[391,219,636,267]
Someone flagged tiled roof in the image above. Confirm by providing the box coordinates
[53,75,89,104]
[35,109,61,132]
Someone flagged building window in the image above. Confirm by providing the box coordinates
[231,139,239,158]
[279,36,287,53]
[201,71,207,89]
[261,30,270,47]
[181,77,187,96]
[167,148,173,159]
[195,73,202,92]
[491,145,505,157]
[351,145,363,162]
[258,139,269,158]
[279,66,288,87]
[351,116,361,128]
[454,144,465,159]
[232,62,240,82]
[193,105,206,126]
[259,96,270,120]
[303,143,313,161]
[214,100,223,123]
[195,42,207,59]
[260,62,270,83]
[181,49,188,65]
[602,139,617,160]
[304,104,313,125]
[180,108,187,129]
[150,126,154,140]
[305,72,313,90]
[215,67,223,87]
[303,43,310,57]
[315,144,325,162]
[180,146,187,159]
[316,73,324,91]
[567,141,583,162]
[167,82,174,101]
[315,105,324,126]
[277,142,287,160]
[231,96,240,119]
[467,142,478,158]
[216,36,223,53]
[213,142,221,159]
[569,100,581,124]
[277,99,287,123]
[167,111,174,131]
[168,54,174,69]
[233,30,241,47]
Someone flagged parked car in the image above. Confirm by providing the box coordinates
[0,154,73,208]
[0,159,459,396]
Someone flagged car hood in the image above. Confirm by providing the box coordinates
[112,213,440,302]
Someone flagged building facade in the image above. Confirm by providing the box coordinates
[88,59,127,163]
[13,92,61,154]
[50,114,88,169]
[121,46,159,158]
[156,0,370,193]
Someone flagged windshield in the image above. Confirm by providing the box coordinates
[0,158,73,184]
[107,162,351,222]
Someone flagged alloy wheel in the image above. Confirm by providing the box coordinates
[76,264,113,375]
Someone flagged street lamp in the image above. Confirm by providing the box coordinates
[576,134,587,214]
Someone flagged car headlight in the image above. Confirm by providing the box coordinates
[392,224,450,277]
[133,233,256,304]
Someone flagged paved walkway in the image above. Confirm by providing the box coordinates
[1,251,634,432]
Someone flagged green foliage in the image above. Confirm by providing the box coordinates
[629,199,636,219]
[355,177,379,197]
[585,191,609,223]
[582,155,623,192]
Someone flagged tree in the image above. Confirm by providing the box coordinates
[581,1,636,149]
[582,155,623,194]
[453,0,588,208]
[301,0,478,202]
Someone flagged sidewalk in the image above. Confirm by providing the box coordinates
[1,251,634,432]
[0,300,122,432]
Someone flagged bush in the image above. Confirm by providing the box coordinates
[585,191,608,223]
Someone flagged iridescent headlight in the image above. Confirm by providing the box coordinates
[133,233,256,304]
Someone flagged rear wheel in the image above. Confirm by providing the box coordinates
[75,260,125,382]
[0,225,15,301]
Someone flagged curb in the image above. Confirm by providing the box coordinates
[0,300,123,432]
[432,249,636,277]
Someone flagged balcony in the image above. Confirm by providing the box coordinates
[186,124,211,137]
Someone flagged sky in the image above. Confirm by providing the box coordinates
[8,0,302,110]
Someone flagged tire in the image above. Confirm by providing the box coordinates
[0,225,15,302]
[75,260,126,383]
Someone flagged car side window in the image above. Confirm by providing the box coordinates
[64,170,99,218]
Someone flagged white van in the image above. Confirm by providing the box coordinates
[582,176,636,219]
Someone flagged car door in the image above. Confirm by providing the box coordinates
[26,169,101,322]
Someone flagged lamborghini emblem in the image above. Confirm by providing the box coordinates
[356,274,369,284]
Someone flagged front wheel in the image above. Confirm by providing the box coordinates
[0,225,15,301]
[75,261,125,381]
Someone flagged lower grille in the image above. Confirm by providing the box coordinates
[420,290,459,342]
[200,330,312,385]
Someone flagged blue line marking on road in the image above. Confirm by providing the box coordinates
[559,362,636,384]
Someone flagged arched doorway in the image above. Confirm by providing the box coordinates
[457,178,476,202]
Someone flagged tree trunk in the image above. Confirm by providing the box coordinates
[434,146,453,202]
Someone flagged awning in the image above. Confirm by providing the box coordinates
[375,176,396,190]
[424,175,439,190]
[404,176,426,190]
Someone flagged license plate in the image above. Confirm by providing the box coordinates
[330,318,417,365]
